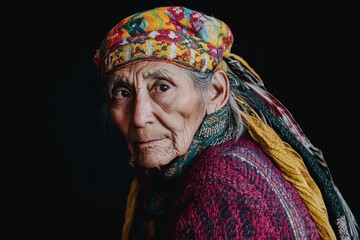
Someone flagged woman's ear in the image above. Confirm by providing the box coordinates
[206,70,230,115]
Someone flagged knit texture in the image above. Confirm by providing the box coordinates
[128,132,321,239]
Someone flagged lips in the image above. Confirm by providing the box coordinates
[136,139,158,143]
[134,139,163,148]
[129,129,170,149]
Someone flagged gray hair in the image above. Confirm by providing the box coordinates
[184,69,244,139]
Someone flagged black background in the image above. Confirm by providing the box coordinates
[6,1,359,239]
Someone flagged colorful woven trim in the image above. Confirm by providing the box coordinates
[162,106,234,180]
[93,6,234,78]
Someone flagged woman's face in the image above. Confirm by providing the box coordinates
[109,61,207,168]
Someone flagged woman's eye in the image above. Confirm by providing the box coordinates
[155,84,170,92]
[114,89,131,98]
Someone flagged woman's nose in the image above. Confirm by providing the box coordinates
[131,94,155,127]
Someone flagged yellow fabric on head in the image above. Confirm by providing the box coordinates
[240,111,336,240]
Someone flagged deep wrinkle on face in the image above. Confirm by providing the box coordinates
[109,61,207,168]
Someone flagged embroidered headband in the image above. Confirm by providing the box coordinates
[93,6,234,79]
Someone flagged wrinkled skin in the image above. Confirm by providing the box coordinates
[109,61,208,168]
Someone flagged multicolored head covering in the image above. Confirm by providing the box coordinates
[94,6,359,240]
[93,6,233,79]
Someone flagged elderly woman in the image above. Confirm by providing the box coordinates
[93,6,358,240]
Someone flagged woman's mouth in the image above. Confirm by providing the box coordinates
[135,139,163,148]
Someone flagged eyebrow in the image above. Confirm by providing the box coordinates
[106,75,130,96]
[143,68,173,80]
[110,75,129,88]
[108,67,174,90]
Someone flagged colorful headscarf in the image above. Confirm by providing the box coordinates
[93,6,233,79]
[94,6,359,240]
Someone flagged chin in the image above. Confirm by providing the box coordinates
[135,156,174,169]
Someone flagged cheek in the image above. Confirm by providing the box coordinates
[181,94,206,123]
[110,107,129,135]
[170,98,206,152]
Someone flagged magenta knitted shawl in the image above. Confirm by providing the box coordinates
[153,131,321,239]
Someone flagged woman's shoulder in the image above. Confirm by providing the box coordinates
[198,130,273,169]
[182,130,308,213]
[183,131,280,188]
[176,131,320,239]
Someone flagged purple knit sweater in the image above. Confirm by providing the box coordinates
[157,131,321,239]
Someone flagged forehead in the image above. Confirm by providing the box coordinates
[108,61,194,84]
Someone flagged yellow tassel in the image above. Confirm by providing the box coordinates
[121,178,140,240]
[241,112,336,240]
